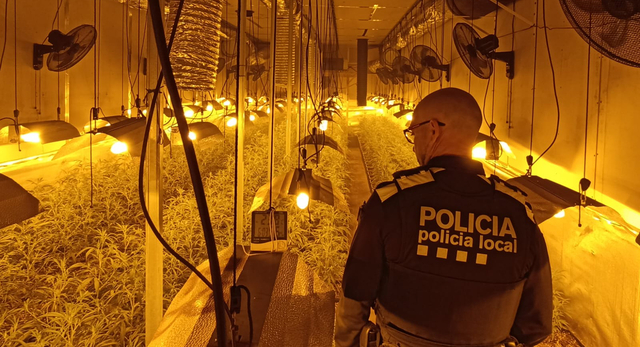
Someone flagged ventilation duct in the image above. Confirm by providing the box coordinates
[274,1,300,86]
[168,0,223,91]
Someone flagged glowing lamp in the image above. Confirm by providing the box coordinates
[222,99,231,107]
[249,114,256,122]
[246,97,255,105]
[142,109,148,116]
[184,108,195,118]
[111,141,128,154]
[21,132,41,143]
[188,132,196,140]
[406,113,413,121]
[319,120,328,131]
[554,210,565,218]
[296,192,310,209]
[376,108,385,114]
[472,144,487,159]
[226,117,238,127]
[364,106,375,110]
[206,104,214,112]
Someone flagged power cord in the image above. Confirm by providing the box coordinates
[147,0,229,344]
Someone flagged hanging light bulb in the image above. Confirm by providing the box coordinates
[226,117,238,127]
[554,210,565,218]
[142,109,148,116]
[111,141,128,154]
[472,144,487,159]
[405,112,413,121]
[319,119,328,131]
[188,132,197,140]
[21,132,41,143]
[127,109,132,116]
[206,104,214,112]
[296,192,310,209]
[246,96,255,105]
[266,106,271,114]
[184,107,195,118]
[249,114,256,122]
[222,99,231,107]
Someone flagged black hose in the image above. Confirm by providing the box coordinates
[147,0,227,344]
[138,0,218,290]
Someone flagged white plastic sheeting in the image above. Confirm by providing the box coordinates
[540,205,640,346]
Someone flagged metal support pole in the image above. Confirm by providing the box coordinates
[285,2,293,157]
[144,2,164,344]
[236,0,248,245]
[267,0,276,189]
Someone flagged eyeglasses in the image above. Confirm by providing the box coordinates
[403,119,446,144]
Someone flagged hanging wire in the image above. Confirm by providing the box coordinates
[13,0,17,112]
[0,0,9,73]
[526,0,540,176]
[55,0,61,120]
[12,0,19,150]
[530,0,561,167]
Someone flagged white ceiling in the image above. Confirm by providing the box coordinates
[334,0,417,46]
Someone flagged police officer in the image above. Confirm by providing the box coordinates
[335,88,552,347]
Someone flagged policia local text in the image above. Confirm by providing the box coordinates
[418,206,518,253]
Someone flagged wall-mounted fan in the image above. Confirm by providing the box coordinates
[391,56,418,84]
[33,25,97,71]
[410,45,450,82]
[452,23,514,79]
[560,0,640,67]
[380,47,399,67]
[375,67,398,85]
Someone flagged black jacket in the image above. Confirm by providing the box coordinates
[340,156,553,346]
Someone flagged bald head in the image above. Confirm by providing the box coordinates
[411,88,483,165]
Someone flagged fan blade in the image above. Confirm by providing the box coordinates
[569,0,605,12]
[597,19,628,47]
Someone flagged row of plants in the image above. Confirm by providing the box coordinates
[356,115,417,188]
[0,112,351,346]
[355,114,576,346]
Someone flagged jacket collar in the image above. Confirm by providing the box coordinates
[392,155,485,179]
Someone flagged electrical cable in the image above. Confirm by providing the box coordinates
[147,1,228,344]
[0,0,10,73]
[526,0,540,175]
[531,0,561,166]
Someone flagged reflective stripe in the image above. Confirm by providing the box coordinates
[376,184,399,202]
[396,170,435,190]
[494,181,536,223]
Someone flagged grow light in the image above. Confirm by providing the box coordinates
[111,141,128,154]
[472,144,487,159]
[15,120,80,144]
[296,192,310,209]
[0,173,40,228]
[21,132,41,143]
[226,117,237,127]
